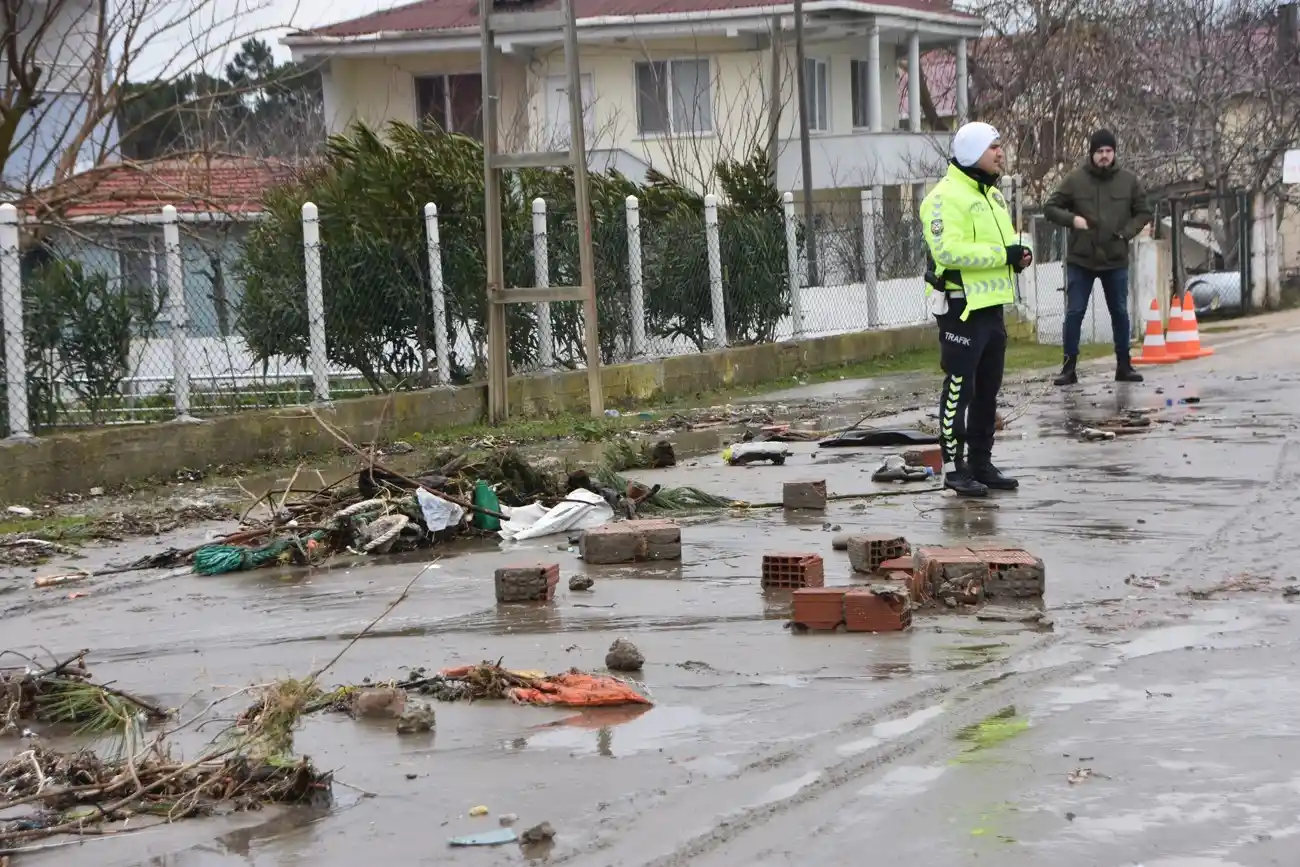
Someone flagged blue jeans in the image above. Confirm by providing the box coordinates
[1064,264,1131,362]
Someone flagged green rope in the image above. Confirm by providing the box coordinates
[193,531,327,575]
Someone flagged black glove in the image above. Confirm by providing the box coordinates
[1005,244,1032,267]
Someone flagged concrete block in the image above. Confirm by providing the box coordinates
[762,553,825,589]
[783,479,827,510]
[791,587,846,630]
[580,519,682,565]
[844,587,911,632]
[977,548,1046,599]
[495,564,560,603]
[847,533,910,574]
[902,446,943,474]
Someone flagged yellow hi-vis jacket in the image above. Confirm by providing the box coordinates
[920,162,1019,321]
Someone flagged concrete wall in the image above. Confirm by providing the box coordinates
[0,322,941,502]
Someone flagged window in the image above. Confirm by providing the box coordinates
[634,59,712,135]
[803,58,829,132]
[415,74,484,140]
[850,59,872,129]
[118,235,166,327]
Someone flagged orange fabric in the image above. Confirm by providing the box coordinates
[508,674,652,708]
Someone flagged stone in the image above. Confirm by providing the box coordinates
[831,534,851,551]
[352,687,407,719]
[650,440,677,468]
[521,821,556,844]
[783,480,828,510]
[495,564,560,603]
[568,574,594,591]
[605,638,644,671]
[396,705,436,734]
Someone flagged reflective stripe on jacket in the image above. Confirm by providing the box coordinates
[920,163,1017,321]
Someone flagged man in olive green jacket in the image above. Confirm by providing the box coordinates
[1043,129,1153,385]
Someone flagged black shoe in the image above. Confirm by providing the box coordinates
[1053,355,1079,386]
[1115,363,1144,383]
[970,461,1019,491]
[943,466,988,498]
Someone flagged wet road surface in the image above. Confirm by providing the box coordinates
[5,319,1300,866]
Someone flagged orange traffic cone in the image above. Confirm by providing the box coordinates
[1176,291,1214,358]
[1132,298,1178,365]
[1164,294,1195,358]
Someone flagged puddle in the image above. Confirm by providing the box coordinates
[517,705,735,756]
[753,770,822,805]
[837,702,947,757]
[858,763,948,798]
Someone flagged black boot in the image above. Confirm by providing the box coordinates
[969,457,1019,491]
[1115,360,1144,383]
[943,461,989,498]
[1053,355,1079,386]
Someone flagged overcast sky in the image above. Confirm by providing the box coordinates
[134,0,396,77]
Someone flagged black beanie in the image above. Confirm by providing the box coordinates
[1090,129,1117,154]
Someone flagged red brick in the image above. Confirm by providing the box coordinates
[844,587,912,632]
[792,587,846,630]
[976,548,1046,599]
[914,546,988,604]
[903,446,943,474]
[495,564,560,603]
[889,570,927,603]
[762,553,825,589]
[879,557,913,574]
[783,479,828,510]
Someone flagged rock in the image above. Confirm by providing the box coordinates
[520,822,556,844]
[498,813,519,826]
[88,487,104,497]
[352,687,407,719]
[396,705,436,734]
[831,533,851,551]
[5,506,33,517]
[605,638,644,672]
[569,574,594,591]
[650,440,677,468]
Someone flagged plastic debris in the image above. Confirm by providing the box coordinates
[469,805,489,817]
[449,828,517,847]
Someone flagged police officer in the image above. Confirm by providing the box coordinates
[920,121,1030,498]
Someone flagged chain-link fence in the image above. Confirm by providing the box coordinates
[3,181,1024,437]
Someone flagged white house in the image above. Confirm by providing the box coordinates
[283,0,981,194]
[3,0,119,193]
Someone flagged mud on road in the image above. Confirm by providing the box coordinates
[4,326,1300,866]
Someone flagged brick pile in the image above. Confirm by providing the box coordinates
[580,519,682,565]
[913,545,1046,604]
[495,564,561,603]
[762,553,825,589]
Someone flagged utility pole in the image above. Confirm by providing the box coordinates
[793,0,818,287]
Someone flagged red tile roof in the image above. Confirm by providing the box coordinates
[23,156,304,220]
[300,0,976,38]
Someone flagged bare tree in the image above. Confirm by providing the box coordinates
[0,0,293,199]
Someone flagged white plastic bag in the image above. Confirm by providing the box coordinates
[416,488,466,532]
[498,488,614,542]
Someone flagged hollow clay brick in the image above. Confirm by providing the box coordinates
[844,587,911,632]
[762,553,825,589]
[846,533,910,573]
[914,546,989,604]
[791,587,846,630]
[495,564,560,603]
[977,548,1046,599]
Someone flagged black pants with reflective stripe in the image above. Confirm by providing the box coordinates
[935,299,1006,468]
